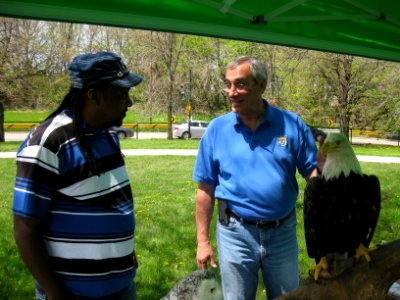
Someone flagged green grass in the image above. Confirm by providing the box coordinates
[0,142,23,152]
[0,159,36,299]
[4,110,50,123]
[1,138,399,157]
[4,109,201,125]
[0,153,399,299]
[0,139,201,152]
[350,144,400,157]
[120,139,201,149]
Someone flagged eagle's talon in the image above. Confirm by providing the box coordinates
[319,269,333,279]
[312,257,329,281]
[355,243,373,262]
[368,245,379,253]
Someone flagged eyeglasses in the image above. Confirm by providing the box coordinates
[224,79,254,92]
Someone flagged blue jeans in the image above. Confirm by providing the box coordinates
[35,282,137,300]
[216,210,299,300]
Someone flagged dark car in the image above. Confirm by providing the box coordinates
[384,131,400,140]
[109,126,134,139]
[307,125,327,143]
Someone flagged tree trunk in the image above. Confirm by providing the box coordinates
[0,101,4,142]
[167,77,174,140]
[339,114,350,138]
[276,239,400,300]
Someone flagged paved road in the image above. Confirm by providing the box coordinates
[2,131,399,163]
[1,149,399,163]
[122,150,400,164]
[4,131,400,145]
[1,147,399,164]
[350,136,400,147]
[4,131,168,141]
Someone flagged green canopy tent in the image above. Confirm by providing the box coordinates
[0,0,399,62]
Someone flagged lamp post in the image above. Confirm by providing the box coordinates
[180,70,192,138]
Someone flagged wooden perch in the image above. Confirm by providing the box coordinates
[276,239,400,300]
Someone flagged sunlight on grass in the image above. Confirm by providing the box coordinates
[353,144,400,157]
[1,138,399,156]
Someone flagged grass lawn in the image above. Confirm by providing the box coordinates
[4,109,196,125]
[0,151,399,299]
[1,138,399,157]
[4,110,50,123]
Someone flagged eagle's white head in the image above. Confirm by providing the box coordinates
[321,133,362,180]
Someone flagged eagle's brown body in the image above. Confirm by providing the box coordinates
[304,171,380,262]
[303,133,381,280]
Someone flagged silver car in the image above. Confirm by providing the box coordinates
[173,120,209,139]
[109,126,134,139]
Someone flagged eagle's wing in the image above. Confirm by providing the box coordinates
[361,174,381,247]
[304,177,325,262]
[333,173,381,256]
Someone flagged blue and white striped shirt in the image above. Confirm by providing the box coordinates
[13,109,136,297]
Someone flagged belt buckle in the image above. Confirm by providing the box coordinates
[255,220,278,229]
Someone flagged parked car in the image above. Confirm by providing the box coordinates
[384,131,400,140]
[109,126,134,139]
[307,125,327,143]
[173,120,209,139]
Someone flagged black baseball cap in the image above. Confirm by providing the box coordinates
[69,51,143,89]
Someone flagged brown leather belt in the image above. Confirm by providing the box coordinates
[228,208,294,229]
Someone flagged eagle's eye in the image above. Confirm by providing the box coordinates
[210,287,216,293]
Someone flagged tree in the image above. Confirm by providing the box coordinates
[0,17,399,136]
[152,32,185,139]
[0,101,4,142]
[181,36,228,117]
[316,54,386,136]
[134,31,165,123]
[357,62,400,132]
[0,18,17,141]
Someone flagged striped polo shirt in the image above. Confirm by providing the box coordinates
[13,109,136,297]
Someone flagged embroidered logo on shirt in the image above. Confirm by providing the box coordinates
[277,136,288,147]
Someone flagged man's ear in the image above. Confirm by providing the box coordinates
[260,79,267,92]
[87,88,101,105]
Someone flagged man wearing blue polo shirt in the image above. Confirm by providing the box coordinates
[194,56,318,300]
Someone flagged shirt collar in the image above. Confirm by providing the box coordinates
[64,108,103,134]
[233,99,273,128]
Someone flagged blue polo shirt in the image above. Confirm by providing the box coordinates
[193,101,317,221]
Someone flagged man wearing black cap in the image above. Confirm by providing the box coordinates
[13,52,143,299]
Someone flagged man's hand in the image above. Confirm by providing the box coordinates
[197,241,217,269]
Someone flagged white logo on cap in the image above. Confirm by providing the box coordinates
[117,71,124,77]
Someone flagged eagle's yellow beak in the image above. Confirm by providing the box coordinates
[321,141,338,156]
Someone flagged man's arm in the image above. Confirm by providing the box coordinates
[13,215,70,300]
[305,168,319,181]
[196,182,217,269]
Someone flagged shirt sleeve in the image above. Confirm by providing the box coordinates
[13,143,58,219]
[296,119,318,178]
[193,124,219,186]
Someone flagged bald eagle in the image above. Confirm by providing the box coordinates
[304,133,381,280]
